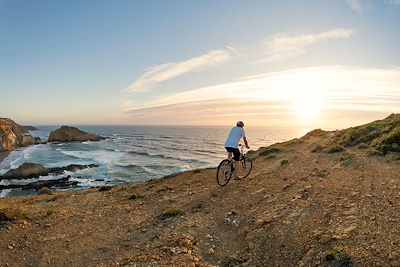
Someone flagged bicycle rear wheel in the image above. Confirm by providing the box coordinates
[238,156,252,178]
[216,159,232,186]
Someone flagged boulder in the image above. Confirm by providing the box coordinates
[0,118,23,151]
[1,163,49,180]
[22,135,43,146]
[0,176,78,190]
[0,163,99,180]
[48,126,105,142]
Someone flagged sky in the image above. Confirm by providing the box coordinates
[1,0,400,129]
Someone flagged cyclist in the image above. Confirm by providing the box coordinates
[224,121,250,179]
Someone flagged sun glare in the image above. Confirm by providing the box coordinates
[288,72,325,123]
[292,96,322,122]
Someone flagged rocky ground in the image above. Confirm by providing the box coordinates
[2,115,400,266]
[0,152,10,164]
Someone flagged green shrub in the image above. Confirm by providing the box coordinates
[163,209,181,216]
[281,159,289,165]
[340,125,381,147]
[371,127,400,154]
[321,247,353,266]
[366,149,384,157]
[0,208,28,223]
[159,209,182,220]
[128,194,144,200]
[305,129,329,137]
[324,142,345,153]
[312,169,330,178]
[340,152,354,161]
[157,186,173,193]
[357,143,369,149]
[339,114,400,147]
[259,147,280,157]
[98,186,113,192]
[46,209,56,216]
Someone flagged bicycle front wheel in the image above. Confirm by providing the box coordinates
[216,159,232,186]
[239,156,252,178]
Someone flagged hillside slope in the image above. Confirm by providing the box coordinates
[2,114,400,266]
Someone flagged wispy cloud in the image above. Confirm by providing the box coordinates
[346,0,400,12]
[123,66,400,127]
[384,0,400,5]
[346,0,363,13]
[263,28,353,62]
[123,47,236,92]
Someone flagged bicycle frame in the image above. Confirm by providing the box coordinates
[227,144,247,160]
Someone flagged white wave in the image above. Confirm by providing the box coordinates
[0,189,11,198]
[140,164,163,178]
[0,150,25,174]
[178,156,196,162]
[0,179,10,186]
[37,174,65,181]
[69,177,106,187]
[59,149,124,167]
[2,178,38,185]
[22,144,49,159]
[179,164,192,172]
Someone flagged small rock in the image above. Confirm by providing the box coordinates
[282,184,291,191]
[206,248,214,255]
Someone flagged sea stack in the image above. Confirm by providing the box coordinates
[48,126,105,142]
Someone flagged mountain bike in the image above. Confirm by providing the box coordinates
[216,144,252,186]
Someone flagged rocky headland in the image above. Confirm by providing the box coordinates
[0,120,107,194]
[1,114,400,266]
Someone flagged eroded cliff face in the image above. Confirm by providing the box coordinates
[0,118,23,151]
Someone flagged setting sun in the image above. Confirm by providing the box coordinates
[292,96,322,122]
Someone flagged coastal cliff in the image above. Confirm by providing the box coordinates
[1,114,400,266]
[0,118,23,151]
[0,118,42,152]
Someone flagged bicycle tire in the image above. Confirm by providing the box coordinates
[239,156,252,178]
[216,159,232,186]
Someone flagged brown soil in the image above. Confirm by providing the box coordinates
[1,130,400,266]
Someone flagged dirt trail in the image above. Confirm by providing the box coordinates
[2,117,400,266]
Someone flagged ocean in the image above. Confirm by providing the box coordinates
[0,126,309,197]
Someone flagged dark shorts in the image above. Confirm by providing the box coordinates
[225,147,240,161]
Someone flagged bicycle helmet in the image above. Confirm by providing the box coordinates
[236,121,244,127]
